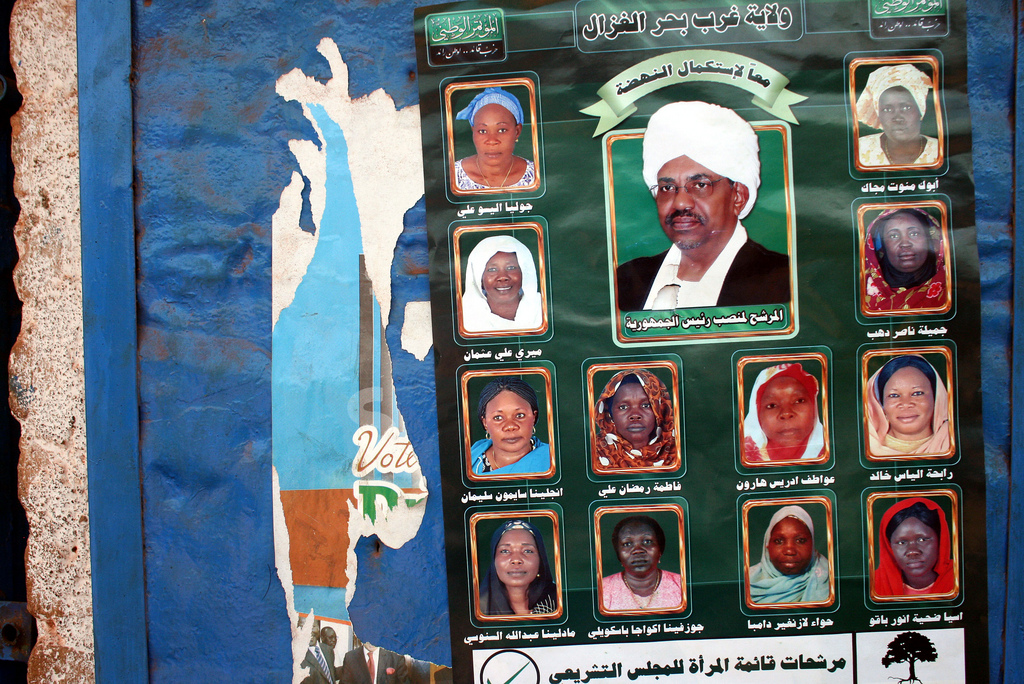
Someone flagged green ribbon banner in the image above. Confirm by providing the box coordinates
[581,50,808,136]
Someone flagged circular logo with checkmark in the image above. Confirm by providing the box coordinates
[479,649,540,684]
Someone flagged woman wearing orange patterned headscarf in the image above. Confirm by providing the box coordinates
[593,369,677,472]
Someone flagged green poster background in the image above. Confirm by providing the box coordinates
[416,0,986,680]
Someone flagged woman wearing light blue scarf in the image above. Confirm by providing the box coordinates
[453,87,534,191]
[748,505,831,606]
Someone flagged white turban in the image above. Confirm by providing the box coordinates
[642,101,760,219]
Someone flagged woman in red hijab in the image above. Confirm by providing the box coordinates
[873,497,957,599]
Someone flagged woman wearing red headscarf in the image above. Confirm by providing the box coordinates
[743,363,826,464]
[873,497,956,598]
[863,207,947,315]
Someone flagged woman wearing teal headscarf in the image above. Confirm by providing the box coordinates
[748,505,831,605]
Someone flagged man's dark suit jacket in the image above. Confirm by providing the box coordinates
[616,238,790,311]
[341,647,409,684]
[301,643,337,684]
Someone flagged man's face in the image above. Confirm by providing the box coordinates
[654,155,748,253]
[320,627,337,649]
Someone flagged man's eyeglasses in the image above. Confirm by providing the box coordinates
[652,177,729,200]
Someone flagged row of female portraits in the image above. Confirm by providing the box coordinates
[439,54,948,202]
[451,198,953,340]
[468,489,961,622]
[461,346,957,483]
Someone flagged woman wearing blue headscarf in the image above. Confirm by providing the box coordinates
[747,505,831,606]
[454,87,534,191]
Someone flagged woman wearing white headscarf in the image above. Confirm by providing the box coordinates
[748,506,831,606]
[461,235,544,334]
[855,64,939,167]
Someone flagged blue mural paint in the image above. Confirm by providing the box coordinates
[273,104,364,492]
[348,198,451,664]
[273,102,440,663]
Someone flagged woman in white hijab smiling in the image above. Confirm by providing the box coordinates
[461,235,544,334]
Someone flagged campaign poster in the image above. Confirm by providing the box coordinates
[414,0,986,682]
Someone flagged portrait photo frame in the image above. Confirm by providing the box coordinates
[460,366,556,482]
[865,488,960,603]
[855,199,953,319]
[605,119,797,344]
[740,495,836,611]
[443,76,541,198]
[848,54,945,174]
[735,351,831,469]
[585,360,682,476]
[469,509,564,622]
[593,503,687,617]
[861,346,956,462]
[452,222,550,339]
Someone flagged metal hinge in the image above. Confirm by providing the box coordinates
[0,601,34,662]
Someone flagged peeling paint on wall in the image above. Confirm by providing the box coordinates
[271,39,437,678]
[10,0,95,681]
[275,38,425,331]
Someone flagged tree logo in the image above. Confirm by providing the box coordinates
[882,631,938,683]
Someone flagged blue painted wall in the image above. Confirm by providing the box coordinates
[90,0,1017,680]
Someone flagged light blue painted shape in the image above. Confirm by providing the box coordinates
[273,104,366,492]
[295,585,350,620]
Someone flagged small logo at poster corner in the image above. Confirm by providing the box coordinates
[479,649,540,684]
[426,9,506,67]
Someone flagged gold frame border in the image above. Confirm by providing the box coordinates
[593,503,687,617]
[585,360,682,475]
[469,509,564,622]
[606,124,797,343]
[861,345,956,461]
[848,55,945,173]
[865,488,960,603]
[856,200,953,318]
[735,352,831,468]
[460,366,556,482]
[452,222,550,339]
[741,495,836,610]
[443,77,541,197]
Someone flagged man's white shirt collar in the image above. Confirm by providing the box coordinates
[643,222,748,310]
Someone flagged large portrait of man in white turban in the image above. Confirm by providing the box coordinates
[613,101,792,314]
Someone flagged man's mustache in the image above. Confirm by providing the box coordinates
[665,209,707,225]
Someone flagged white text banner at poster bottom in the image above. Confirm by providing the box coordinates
[473,634,856,684]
